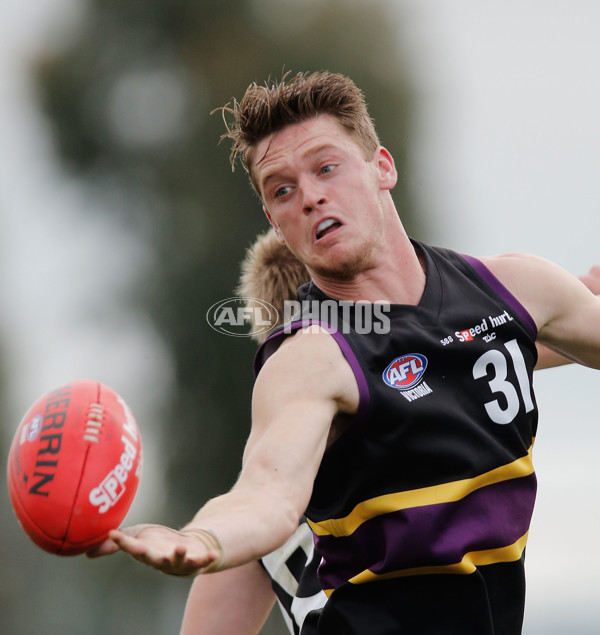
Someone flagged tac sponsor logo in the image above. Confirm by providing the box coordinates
[206,297,279,338]
[383,354,428,390]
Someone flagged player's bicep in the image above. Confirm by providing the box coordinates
[501,255,600,367]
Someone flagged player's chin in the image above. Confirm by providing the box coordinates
[312,257,366,281]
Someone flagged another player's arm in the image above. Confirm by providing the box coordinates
[91,327,357,575]
[179,560,276,635]
[484,255,600,369]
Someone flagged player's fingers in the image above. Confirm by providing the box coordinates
[86,537,120,558]
[167,546,190,574]
[111,532,192,572]
[168,552,220,577]
[106,525,218,575]
[109,529,151,556]
[136,547,200,576]
[85,526,151,558]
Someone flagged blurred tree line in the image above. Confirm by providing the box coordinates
[3,0,421,633]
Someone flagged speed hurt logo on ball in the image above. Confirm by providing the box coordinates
[88,434,138,513]
[89,398,141,514]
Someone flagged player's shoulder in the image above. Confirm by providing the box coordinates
[260,326,351,386]
[256,325,359,411]
[478,252,561,288]
[254,322,350,386]
[479,251,550,270]
[269,324,343,360]
[478,251,587,328]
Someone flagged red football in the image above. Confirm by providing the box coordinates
[7,379,142,555]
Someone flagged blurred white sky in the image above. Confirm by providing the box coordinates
[1,1,598,633]
[0,0,172,519]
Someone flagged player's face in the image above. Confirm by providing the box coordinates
[252,115,397,281]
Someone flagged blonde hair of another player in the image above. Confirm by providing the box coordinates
[237,229,310,343]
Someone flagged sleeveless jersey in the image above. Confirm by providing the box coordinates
[261,517,325,634]
[255,241,539,634]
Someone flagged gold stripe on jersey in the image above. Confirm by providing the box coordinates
[321,530,530,596]
[309,443,534,538]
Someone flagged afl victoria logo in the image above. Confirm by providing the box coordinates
[383,354,428,390]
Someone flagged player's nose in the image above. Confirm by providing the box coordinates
[299,176,327,214]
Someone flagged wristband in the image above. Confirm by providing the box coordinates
[180,527,225,573]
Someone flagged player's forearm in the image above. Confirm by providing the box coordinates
[181,487,301,569]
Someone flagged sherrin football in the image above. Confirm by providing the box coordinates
[7,379,142,555]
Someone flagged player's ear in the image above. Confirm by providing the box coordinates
[374,146,397,191]
[263,206,286,244]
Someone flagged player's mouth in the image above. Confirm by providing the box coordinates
[315,218,342,242]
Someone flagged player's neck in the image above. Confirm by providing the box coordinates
[310,237,427,305]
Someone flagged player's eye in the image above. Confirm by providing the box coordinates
[274,186,291,198]
[320,164,335,175]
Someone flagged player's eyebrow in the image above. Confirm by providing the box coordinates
[258,143,341,192]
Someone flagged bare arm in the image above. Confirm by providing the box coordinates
[536,265,600,369]
[179,561,276,635]
[483,255,600,369]
[89,327,358,575]
[579,264,600,295]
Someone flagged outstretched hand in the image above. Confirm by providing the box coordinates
[87,524,222,577]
